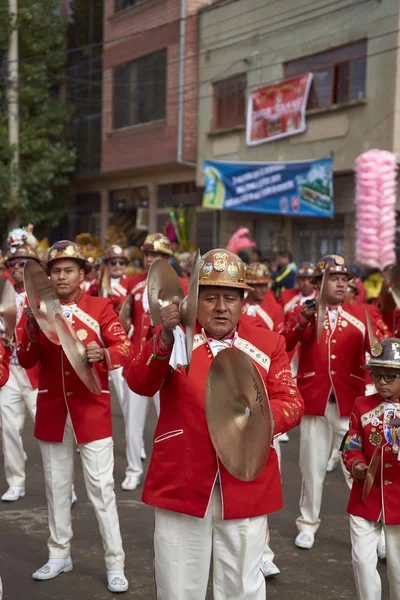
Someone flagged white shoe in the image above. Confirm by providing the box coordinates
[326,456,340,472]
[107,570,129,593]
[121,475,140,491]
[377,541,386,560]
[277,432,289,443]
[32,557,73,580]
[1,486,25,502]
[261,560,280,578]
[71,490,78,505]
[140,446,147,461]
[295,531,315,549]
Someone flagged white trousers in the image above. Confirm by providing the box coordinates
[108,367,124,409]
[262,440,280,564]
[350,515,400,600]
[0,364,37,487]
[154,485,267,600]
[39,418,125,570]
[296,402,352,533]
[121,380,160,478]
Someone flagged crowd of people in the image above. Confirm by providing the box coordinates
[0,225,399,600]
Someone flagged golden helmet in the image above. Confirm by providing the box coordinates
[141,233,172,256]
[5,242,40,266]
[47,240,92,274]
[103,245,129,263]
[245,262,271,285]
[198,249,252,289]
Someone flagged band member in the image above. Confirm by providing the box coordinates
[89,245,132,313]
[0,242,40,502]
[90,245,133,408]
[342,338,400,600]
[242,263,285,334]
[120,233,187,491]
[17,240,133,593]
[125,248,304,600]
[285,254,389,550]
[279,263,317,315]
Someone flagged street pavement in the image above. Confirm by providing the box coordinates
[0,397,390,599]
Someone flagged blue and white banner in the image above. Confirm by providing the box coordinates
[202,158,334,217]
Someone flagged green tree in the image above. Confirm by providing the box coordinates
[0,0,76,239]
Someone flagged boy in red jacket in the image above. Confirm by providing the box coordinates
[343,337,400,600]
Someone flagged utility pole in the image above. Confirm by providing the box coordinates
[8,0,19,219]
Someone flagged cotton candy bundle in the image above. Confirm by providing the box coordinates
[226,227,256,254]
[355,149,397,269]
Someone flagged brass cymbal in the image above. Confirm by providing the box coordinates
[181,249,200,369]
[362,445,381,501]
[0,279,17,341]
[23,259,61,345]
[365,308,378,347]
[147,259,184,326]
[205,347,272,481]
[54,313,102,395]
[118,293,132,334]
[316,268,329,342]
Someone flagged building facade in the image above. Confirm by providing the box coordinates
[69,0,215,252]
[197,0,400,263]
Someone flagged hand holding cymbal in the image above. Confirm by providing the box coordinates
[86,341,105,364]
[160,296,181,345]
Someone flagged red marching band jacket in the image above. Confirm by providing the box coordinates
[343,393,400,525]
[17,295,134,444]
[285,302,389,417]
[88,273,133,313]
[242,292,285,334]
[0,338,10,387]
[127,273,188,355]
[14,289,39,388]
[125,321,304,520]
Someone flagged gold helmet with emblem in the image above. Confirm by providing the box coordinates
[103,245,129,263]
[198,249,252,289]
[312,254,354,283]
[362,337,400,370]
[5,242,40,266]
[297,262,316,279]
[141,233,172,256]
[47,240,92,274]
[245,262,271,285]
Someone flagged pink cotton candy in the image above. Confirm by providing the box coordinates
[355,149,397,270]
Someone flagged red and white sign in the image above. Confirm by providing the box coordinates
[246,73,313,146]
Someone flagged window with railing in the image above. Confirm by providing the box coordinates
[213,74,246,130]
[113,49,167,129]
[286,41,367,109]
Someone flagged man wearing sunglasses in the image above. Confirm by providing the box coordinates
[0,242,41,502]
[285,254,390,550]
[89,245,132,314]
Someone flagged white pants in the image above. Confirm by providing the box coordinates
[154,485,267,600]
[39,417,125,570]
[296,402,352,533]
[109,367,124,408]
[262,440,280,564]
[0,364,37,487]
[122,380,160,478]
[350,515,400,600]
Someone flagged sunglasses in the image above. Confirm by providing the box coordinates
[109,259,127,267]
[370,373,400,383]
[8,259,27,268]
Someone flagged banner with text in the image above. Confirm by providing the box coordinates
[202,158,334,217]
[246,73,313,146]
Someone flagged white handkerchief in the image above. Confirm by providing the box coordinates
[169,326,188,370]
